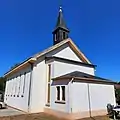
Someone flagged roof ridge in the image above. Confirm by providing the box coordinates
[33,38,70,58]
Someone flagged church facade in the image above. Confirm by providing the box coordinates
[4,7,116,119]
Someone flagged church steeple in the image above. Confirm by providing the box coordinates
[53,7,69,45]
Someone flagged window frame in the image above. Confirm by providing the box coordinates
[23,72,26,95]
[61,86,65,101]
[18,74,22,96]
[46,64,51,106]
[56,86,60,101]
[55,85,66,104]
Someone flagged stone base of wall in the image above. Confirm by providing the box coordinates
[44,107,107,120]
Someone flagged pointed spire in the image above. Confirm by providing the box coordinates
[52,7,70,45]
[54,6,69,32]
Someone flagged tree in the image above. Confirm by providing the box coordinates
[0,77,6,91]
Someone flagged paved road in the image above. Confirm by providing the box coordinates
[0,107,25,116]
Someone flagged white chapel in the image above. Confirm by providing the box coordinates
[4,7,116,119]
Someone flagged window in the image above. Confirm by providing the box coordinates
[56,86,65,101]
[56,32,59,41]
[16,76,19,95]
[13,77,16,96]
[10,79,12,96]
[63,32,66,39]
[57,86,60,100]
[47,84,50,103]
[47,64,51,104]
[12,78,14,96]
[55,34,57,41]
[11,78,14,96]
[62,86,65,101]
[18,74,21,95]
[6,81,9,96]
[7,80,10,96]
[15,76,17,95]
[23,72,26,95]
[48,64,51,82]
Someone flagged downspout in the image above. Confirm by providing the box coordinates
[28,62,34,112]
[87,83,92,118]
[69,78,74,113]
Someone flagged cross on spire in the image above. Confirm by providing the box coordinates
[59,6,62,12]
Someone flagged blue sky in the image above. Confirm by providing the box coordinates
[0,0,120,81]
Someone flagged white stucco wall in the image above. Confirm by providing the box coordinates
[50,85,69,112]
[71,82,116,114]
[4,59,48,113]
[4,66,31,112]
[71,82,89,113]
[4,41,95,113]
[46,43,82,62]
[30,59,71,113]
[53,61,95,78]
[54,45,82,62]
[29,43,86,113]
[30,60,47,113]
[89,83,116,111]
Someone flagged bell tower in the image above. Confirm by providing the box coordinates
[52,7,70,45]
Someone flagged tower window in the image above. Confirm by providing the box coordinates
[56,32,59,41]
[55,34,57,41]
[63,32,66,39]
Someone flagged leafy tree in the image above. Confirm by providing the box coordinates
[0,77,6,91]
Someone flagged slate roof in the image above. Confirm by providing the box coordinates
[52,71,115,84]
[53,7,69,32]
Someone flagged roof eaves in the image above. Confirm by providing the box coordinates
[68,39,91,64]
[45,56,96,68]
[52,76,72,81]
[4,57,37,77]
[52,76,116,84]
[74,77,116,83]
[53,26,69,33]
